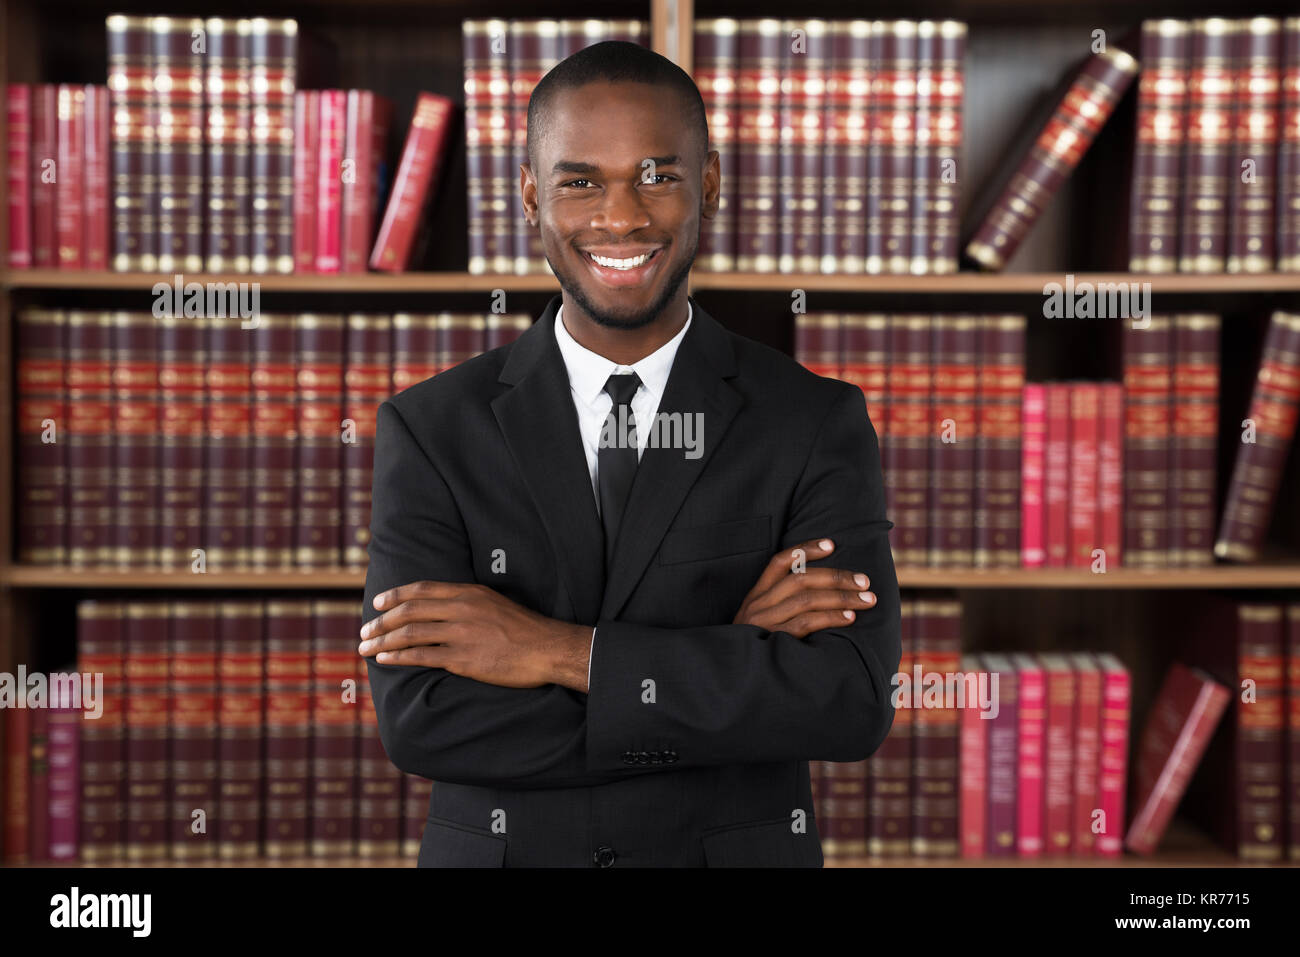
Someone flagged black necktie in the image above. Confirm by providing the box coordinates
[598,372,641,567]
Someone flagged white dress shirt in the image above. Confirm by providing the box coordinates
[552,299,693,690]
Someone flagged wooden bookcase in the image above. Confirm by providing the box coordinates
[2,0,1300,867]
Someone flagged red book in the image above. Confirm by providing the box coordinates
[1123,314,1174,566]
[124,601,170,861]
[973,314,1025,568]
[3,708,32,864]
[369,92,455,272]
[16,307,67,564]
[341,90,393,272]
[959,655,988,859]
[1125,662,1231,855]
[31,84,57,268]
[1039,654,1076,856]
[7,83,33,268]
[929,317,977,568]
[1097,382,1123,566]
[292,90,320,273]
[1170,314,1221,567]
[1095,653,1131,857]
[1020,384,1047,567]
[1067,383,1100,568]
[1068,653,1102,856]
[911,595,962,857]
[1044,383,1070,567]
[55,85,86,269]
[1013,654,1046,857]
[83,85,110,270]
[314,90,347,273]
[47,700,81,860]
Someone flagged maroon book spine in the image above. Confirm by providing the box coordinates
[1287,603,1300,861]
[462,20,494,275]
[293,90,320,273]
[402,774,434,859]
[929,316,977,567]
[911,596,962,857]
[868,596,913,857]
[1170,314,1220,566]
[107,15,155,271]
[483,313,532,350]
[886,315,932,567]
[153,16,206,272]
[314,89,346,273]
[507,21,556,275]
[1123,314,1173,567]
[968,49,1138,270]
[343,313,393,568]
[880,22,916,274]
[929,23,965,274]
[55,85,86,269]
[794,312,842,379]
[983,653,1018,857]
[77,600,126,863]
[341,91,393,272]
[1215,312,1300,560]
[441,313,486,370]
[7,83,33,267]
[1280,20,1300,272]
[206,18,252,272]
[974,314,1025,568]
[125,601,169,861]
[295,314,345,568]
[391,313,442,392]
[31,84,57,268]
[696,18,740,272]
[1227,19,1282,273]
[1068,383,1100,569]
[16,307,67,564]
[819,21,869,275]
[3,708,32,863]
[169,600,218,861]
[310,600,361,857]
[1098,382,1124,565]
[48,702,81,860]
[735,19,783,272]
[112,310,160,569]
[358,655,403,858]
[158,314,207,568]
[66,311,116,567]
[205,317,252,570]
[249,18,298,274]
[839,312,888,442]
[778,20,827,274]
[28,709,51,864]
[368,92,456,272]
[263,600,312,859]
[821,759,869,862]
[1179,19,1238,273]
[251,314,298,569]
[910,22,938,275]
[1129,20,1189,272]
[83,84,111,270]
[217,601,264,860]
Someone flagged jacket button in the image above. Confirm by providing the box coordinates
[593,845,617,867]
[663,750,678,763]
[620,751,636,765]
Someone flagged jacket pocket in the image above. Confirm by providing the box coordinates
[417,815,508,868]
[657,515,771,566]
[700,816,824,868]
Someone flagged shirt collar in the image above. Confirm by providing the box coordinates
[553,299,693,407]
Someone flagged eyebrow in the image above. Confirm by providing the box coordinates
[551,155,683,175]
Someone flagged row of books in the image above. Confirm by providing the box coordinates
[4,84,110,270]
[463,17,649,276]
[692,18,965,275]
[14,309,532,568]
[796,310,1300,568]
[1,598,432,865]
[815,597,1300,862]
[1129,17,1300,274]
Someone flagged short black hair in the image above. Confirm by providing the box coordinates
[526,40,709,171]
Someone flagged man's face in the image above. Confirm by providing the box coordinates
[523,81,719,330]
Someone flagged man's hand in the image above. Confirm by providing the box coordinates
[733,538,877,638]
[358,582,592,692]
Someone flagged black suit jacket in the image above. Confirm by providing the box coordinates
[362,294,901,867]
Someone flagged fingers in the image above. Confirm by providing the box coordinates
[776,609,863,640]
[748,565,873,617]
[360,596,469,641]
[750,538,837,597]
[372,646,452,669]
[370,580,478,612]
[758,586,876,628]
[359,620,457,657]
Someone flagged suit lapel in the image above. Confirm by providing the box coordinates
[598,298,743,621]
[492,295,744,629]
[491,295,606,626]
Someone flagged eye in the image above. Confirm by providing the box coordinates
[643,173,678,185]
[561,178,593,188]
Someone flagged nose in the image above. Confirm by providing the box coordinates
[590,182,652,235]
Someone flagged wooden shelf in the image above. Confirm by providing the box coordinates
[6,564,1300,589]
[6,268,1300,295]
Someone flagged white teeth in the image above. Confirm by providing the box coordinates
[589,251,654,269]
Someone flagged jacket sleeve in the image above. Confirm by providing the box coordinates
[363,398,633,790]
[584,383,902,772]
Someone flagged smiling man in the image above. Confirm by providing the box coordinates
[358,41,901,867]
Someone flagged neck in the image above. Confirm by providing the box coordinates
[560,293,690,366]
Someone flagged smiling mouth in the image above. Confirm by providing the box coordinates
[581,247,664,286]
[584,248,662,269]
